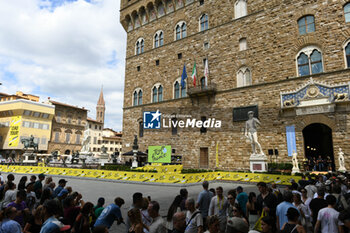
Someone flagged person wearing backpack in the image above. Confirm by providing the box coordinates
[185,198,203,233]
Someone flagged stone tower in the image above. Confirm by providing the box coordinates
[96,87,105,124]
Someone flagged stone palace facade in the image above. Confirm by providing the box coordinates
[120,0,350,170]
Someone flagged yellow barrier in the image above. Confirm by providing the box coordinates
[0,165,302,185]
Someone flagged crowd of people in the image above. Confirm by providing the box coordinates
[1,172,350,233]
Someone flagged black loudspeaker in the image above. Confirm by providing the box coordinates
[268,149,274,155]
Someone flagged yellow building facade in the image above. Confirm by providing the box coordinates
[0,99,55,158]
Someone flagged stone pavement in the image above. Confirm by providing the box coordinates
[8,173,259,233]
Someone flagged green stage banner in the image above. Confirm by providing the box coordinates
[148,145,171,163]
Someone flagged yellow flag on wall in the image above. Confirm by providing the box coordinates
[216,142,219,168]
[8,116,21,147]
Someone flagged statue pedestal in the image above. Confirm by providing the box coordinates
[132,160,138,168]
[249,154,268,172]
[292,168,300,175]
[98,152,109,164]
[22,152,37,163]
[338,166,346,173]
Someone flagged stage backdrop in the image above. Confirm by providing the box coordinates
[148,145,172,163]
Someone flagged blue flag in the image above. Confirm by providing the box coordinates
[181,64,187,88]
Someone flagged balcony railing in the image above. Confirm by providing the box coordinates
[187,83,217,97]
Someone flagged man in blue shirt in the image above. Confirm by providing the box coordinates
[236,186,248,216]
[276,191,299,230]
[40,200,70,233]
[53,179,67,197]
[196,181,213,230]
[94,197,125,229]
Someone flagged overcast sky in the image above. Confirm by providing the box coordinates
[0,0,126,131]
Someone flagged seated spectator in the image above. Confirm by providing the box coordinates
[24,205,43,233]
[7,189,28,227]
[0,206,22,233]
[94,197,125,229]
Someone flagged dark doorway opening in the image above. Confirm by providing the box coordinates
[64,150,70,155]
[302,123,334,171]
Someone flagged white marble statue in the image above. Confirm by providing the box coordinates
[338,148,346,172]
[81,124,91,153]
[245,111,264,155]
[292,151,299,170]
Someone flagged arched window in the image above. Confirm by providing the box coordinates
[181,81,186,97]
[133,91,138,106]
[236,67,251,87]
[154,34,159,48]
[158,86,163,101]
[200,14,208,31]
[133,88,143,106]
[181,23,186,38]
[176,25,181,40]
[151,84,163,103]
[154,31,164,48]
[298,15,315,35]
[345,42,350,67]
[152,87,157,103]
[159,32,163,46]
[239,38,247,51]
[138,90,143,105]
[135,38,144,55]
[175,21,187,40]
[235,0,247,19]
[345,3,350,22]
[174,81,180,98]
[297,46,323,76]
[141,39,144,53]
[173,80,186,99]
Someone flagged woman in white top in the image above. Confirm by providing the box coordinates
[293,193,310,232]
[165,195,182,233]
[1,182,17,210]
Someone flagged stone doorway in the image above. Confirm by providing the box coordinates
[302,123,334,171]
[199,147,208,168]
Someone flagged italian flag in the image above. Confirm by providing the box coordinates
[191,61,197,87]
